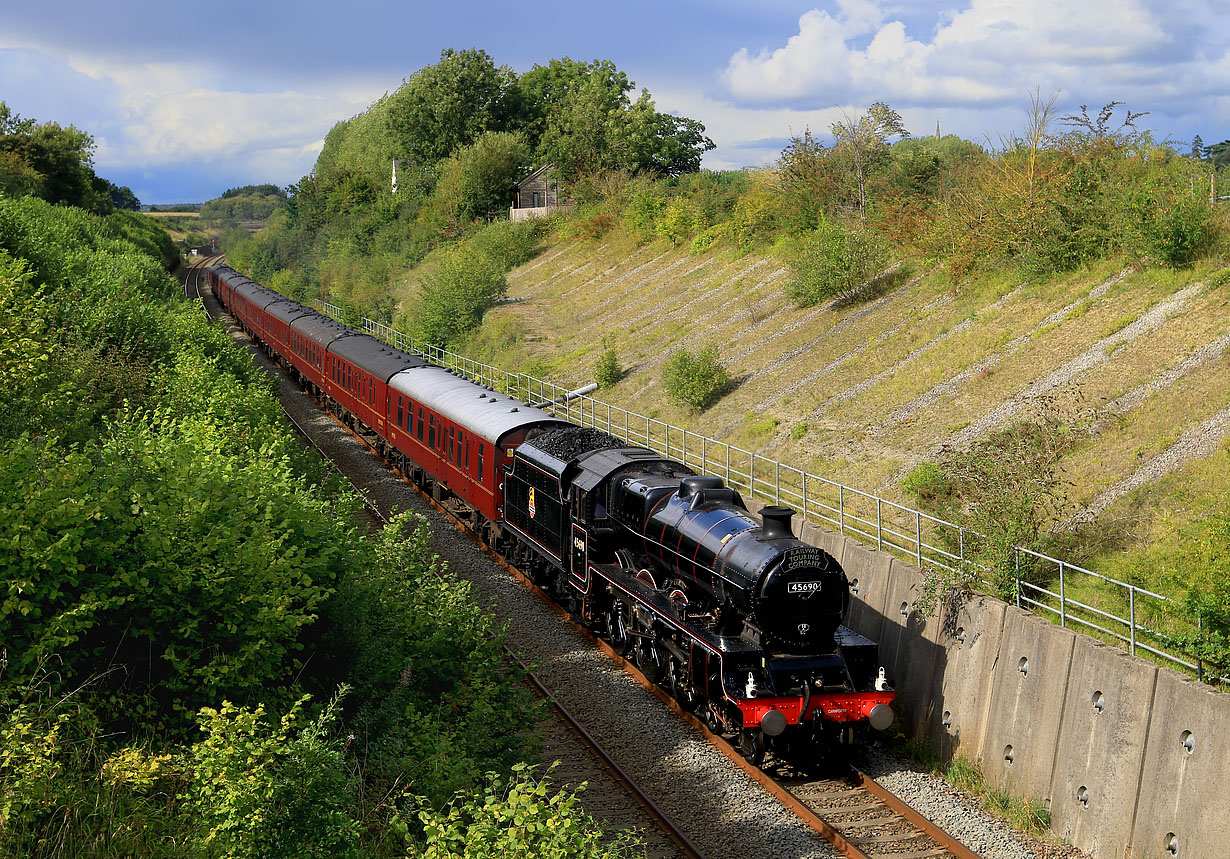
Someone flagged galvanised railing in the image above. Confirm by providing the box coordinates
[312,302,1210,682]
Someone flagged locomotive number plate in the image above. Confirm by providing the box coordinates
[788,581,823,595]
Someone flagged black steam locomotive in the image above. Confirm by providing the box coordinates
[210,263,894,764]
[501,426,894,762]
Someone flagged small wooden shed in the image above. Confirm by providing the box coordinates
[510,165,571,221]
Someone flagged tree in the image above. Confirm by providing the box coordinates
[531,63,712,181]
[0,103,113,214]
[108,182,140,211]
[1189,134,1205,159]
[426,131,532,233]
[1207,140,1230,169]
[775,129,841,233]
[516,57,630,148]
[385,49,518,165]
[830,101,909,220]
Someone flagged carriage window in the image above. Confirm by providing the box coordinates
[397,397,404,428]
[428,416,435,449]
[416,408,424,441]
[448,427,455,461]
[465,439,470,470]
[478,444,484,484]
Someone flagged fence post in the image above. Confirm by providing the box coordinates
[915,512,922,568]
[876,497,883,551]
[1015,550,1021,608]
[839,485,845,535]
[1130,588,1137,656]
[1197,613,1204,683]
[1059,560,1066,627]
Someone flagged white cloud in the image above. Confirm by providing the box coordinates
[0,44,379,191]
[722,0,1203,111]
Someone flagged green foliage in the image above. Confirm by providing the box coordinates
[186,693,360,859]
[469,218,547,269]
[199,193,284,222]
[416,243,509,347]
[386,48,519,165]
[414,764,645,859]
[661,344,731,412]
[594,342,622,388]
[425,131,533,233]
[784,215,892,306]
[0,102,115,214]
[656,198,698,245]
[321,513,536,805]
[1168,513,1230,677]
[904,405,1080,606]
[0,418,351,724]
[104,209,180,270]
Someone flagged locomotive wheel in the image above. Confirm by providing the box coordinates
[634,636,664,684]
[604,602,629,655]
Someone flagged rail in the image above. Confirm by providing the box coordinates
[312,302,1210,682]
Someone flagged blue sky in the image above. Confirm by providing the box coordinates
[2,0,1227,203]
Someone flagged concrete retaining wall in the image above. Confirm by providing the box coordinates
[797,522,1230,859]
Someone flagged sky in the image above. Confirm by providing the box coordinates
[2,0,1227,204]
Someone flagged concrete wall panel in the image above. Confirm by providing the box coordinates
[874,558,936,732]
[979,608,1076,797]
[927,595,1008,759]
[798,521,846,560]
[1130,671,1230,858]
[1048,637,1157,858]
[838,539,893,639]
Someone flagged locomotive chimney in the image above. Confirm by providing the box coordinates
[759,505,795,539]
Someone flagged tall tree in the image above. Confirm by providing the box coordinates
[385,48,519,165]
[830,101,909,220]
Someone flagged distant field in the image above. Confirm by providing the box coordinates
[144,210,200,217]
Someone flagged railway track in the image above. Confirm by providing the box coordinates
[186,262,986,859]
[187,262,701,859]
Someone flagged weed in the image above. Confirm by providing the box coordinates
[1102,314,1135,337]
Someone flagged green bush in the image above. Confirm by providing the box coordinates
[413,764,644,859]
[661,343,730,411]
[186,693,360,859]
[417,244,508,347]
[784,216,891,307]
[594,343,621,388]
[321,513,536,806]
[469,218,547,270]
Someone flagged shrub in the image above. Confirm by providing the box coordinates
[469,219,547,270]
[656,198,698,246]
[413,763,644,859]
[594,343,621,388]
[661,343,730,411]
[417,245,508,347]
[784,216,891,307]
[186,693,360,859]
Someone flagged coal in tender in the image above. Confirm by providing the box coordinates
[531,426,625,461]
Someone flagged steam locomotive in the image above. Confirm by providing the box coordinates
[208,263,895,763]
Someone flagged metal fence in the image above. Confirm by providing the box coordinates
[314,302,1210,682]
